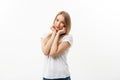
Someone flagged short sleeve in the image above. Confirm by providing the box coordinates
[61,34,73,45]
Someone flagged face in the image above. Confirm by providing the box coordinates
[54,15,65,31]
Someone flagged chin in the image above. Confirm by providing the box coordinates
[56,29,60,31]
[56,30,59,32]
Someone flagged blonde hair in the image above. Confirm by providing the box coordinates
[46,11,71,41]
[53,11,71,34]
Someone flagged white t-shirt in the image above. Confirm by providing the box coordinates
[40,33,73,79]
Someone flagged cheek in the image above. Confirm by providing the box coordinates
[60,24,64,27]
[59,25,64,29]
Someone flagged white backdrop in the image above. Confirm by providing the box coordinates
[0,0,120,80]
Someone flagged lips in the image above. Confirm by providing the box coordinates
[56,27,60,29]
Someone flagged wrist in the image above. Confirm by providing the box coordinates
[51,31,56,37]
[56,32,60,36]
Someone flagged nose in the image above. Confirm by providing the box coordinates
[56,22,60,27]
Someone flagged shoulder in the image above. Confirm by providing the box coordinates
[64,34,73,38]
[61,34,73,45]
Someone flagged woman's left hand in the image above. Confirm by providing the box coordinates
[57,27,66,35]
[50,25,57,34]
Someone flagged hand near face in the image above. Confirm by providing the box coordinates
[50,25,56,33]
[57,27,66,35]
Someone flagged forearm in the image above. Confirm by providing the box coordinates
[42,33,56,55]
[49,34,60,56]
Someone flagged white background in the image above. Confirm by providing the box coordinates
[0,0,120,80]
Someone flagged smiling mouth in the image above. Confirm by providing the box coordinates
[56,27,60,29]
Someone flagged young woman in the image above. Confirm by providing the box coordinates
[41,11,73,80]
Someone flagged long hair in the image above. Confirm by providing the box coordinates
[53,11,71,34]
[46,11,71,41]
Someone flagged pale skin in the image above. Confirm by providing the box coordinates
[41,15,71,57]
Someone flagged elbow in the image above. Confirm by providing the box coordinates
[44,53,49,56]
[43,51,49,56]
[49,52,58,57]
[41,48,49,56]
[49,54,56,57]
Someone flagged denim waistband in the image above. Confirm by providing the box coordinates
[43,76,71,80]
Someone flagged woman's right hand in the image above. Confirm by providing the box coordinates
[50,25,56,34]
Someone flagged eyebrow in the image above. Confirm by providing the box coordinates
[61,21,65,24]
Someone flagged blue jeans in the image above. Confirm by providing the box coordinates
[43,76,71,80]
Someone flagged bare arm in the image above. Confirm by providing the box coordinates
[49,28,71,57]
[49,34,71,57]
[41,32,56,56]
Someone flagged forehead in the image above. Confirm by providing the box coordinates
[56,15,65,21]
